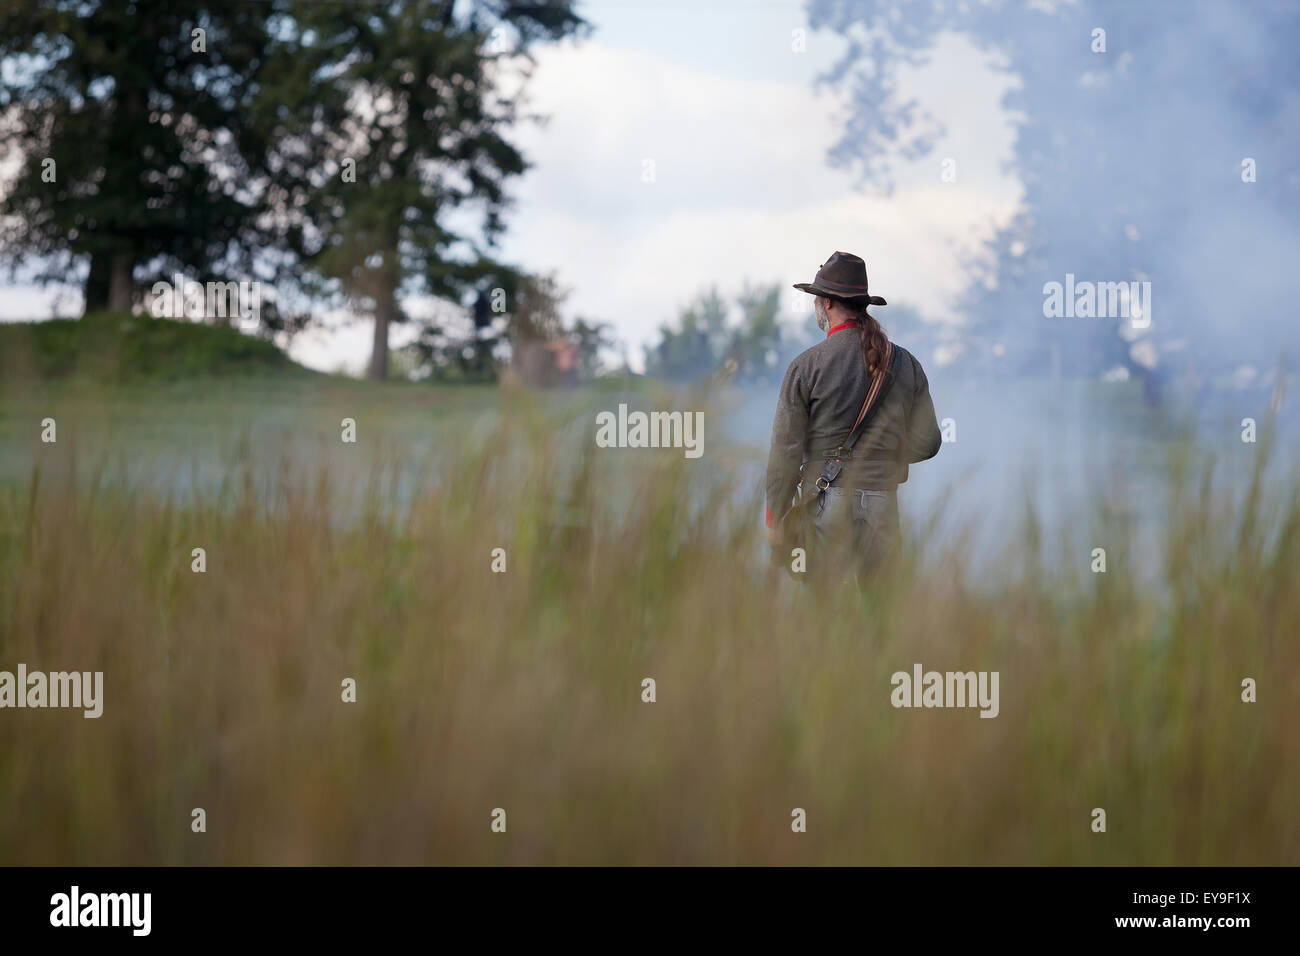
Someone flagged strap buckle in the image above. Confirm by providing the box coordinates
[814,475,831,492]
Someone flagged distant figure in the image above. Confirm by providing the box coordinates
[766,251,942,586]
[508,336,578,388]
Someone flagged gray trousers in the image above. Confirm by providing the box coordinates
[810,486,901,585]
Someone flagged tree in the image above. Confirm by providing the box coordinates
[810,0,1300,391]
[725,283,783,381]
[499,273,610,386]
[568,317,613,380]
[0,0,295,319]
[647,287,726,381]
[647,283,787,383]
[401,270,609,384]
[280,0,587,379]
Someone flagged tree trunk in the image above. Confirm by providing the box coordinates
[107,251,134,312]
[367,249,399,380]
[83,251,111,314]
[368,279,398,380]
[368,307,390,380]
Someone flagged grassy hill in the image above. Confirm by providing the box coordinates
[0,311,315,382]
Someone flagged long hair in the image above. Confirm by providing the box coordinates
[840,301,890,378]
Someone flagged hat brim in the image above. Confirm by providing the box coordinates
[793,282,886,306]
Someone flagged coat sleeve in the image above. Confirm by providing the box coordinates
[765,358,810,526]
[903,356,942,464]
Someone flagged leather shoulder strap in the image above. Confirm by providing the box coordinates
[838,341,896,457]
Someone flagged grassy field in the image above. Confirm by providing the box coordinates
[0,320,1297,864]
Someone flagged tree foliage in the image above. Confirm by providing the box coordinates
[810,0,1300,390]
[0,0,296,324]
[647,284,785,383]
[0,0,588,368]
[268,0,587,378]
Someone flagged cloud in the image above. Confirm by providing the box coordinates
[498,35,1024,367]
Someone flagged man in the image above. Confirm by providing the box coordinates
[766,251,942,585]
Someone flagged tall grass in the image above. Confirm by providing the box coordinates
[0,394,1296,865]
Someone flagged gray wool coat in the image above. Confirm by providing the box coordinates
[765,327,942,523]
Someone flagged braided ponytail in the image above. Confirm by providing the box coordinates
[845,303,890,378]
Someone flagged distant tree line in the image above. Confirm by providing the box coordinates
[646,284,791,384]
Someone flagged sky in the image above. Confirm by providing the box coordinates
[0,0,1026,375]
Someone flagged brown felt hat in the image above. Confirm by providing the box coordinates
[793,251,887,306]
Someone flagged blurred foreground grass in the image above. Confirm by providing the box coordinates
[0,379,1296,865]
